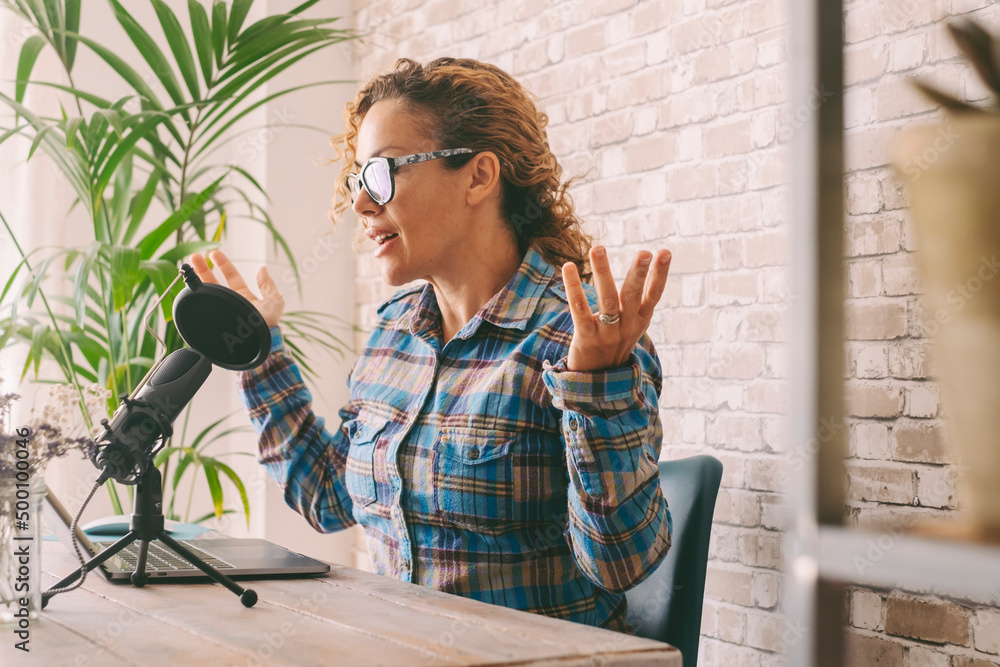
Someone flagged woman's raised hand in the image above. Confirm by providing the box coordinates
[187,250,285,328]
[561,245,672,372]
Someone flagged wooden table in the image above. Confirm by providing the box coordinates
[2,540,681,666]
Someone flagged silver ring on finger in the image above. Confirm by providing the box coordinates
[598,312,621,325]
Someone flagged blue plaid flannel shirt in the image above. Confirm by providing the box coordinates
[237,245,672,632]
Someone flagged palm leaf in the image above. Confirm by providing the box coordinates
[193,79,348,160]
[136,174,225,259]
[107,244,141,312]
[288,0,324,16]
[158,240,218,263]
[56,31,164,109]
[39,0,63,57]
[188,0,213,86]
[23,0,51,37]
[190,508,238,524]
[0,255,30,308]
[139,259,180,321]
[15,34,47,104]
[26,124,54,161]
[948,19,1000,98]
[108,151,133,241]
[211,0,227,69]
[123,167,161,245]
[152,0,200,102]
[227,0,253,45]
[64,0,80,70]
[93,114,172,209]
[201,458,225,519]
[211,458,250,527]
[72,242,100,326]
[55,29,185,147]
[108,0,189,122]
[912,80,987,115]
[26,80,115,110]
[64,115,84,151]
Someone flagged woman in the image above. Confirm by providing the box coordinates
[190,57,673,633]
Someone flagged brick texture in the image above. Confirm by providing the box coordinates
[885,595,971,646]
[845,632,905,667]
[346,0,999,664]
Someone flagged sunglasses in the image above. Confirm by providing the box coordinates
[346,148,475,205]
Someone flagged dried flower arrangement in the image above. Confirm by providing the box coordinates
[0,379,108,488]
[1,377,108,610]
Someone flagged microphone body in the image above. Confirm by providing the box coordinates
[93,348,213,484]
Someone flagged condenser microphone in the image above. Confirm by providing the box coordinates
[93,349,212,485]
[90,262,271,485]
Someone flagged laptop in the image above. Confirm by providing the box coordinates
[45,489,330,581]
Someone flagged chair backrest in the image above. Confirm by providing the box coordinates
[625,455,723,667]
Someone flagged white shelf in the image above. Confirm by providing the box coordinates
[817,526,1000,605]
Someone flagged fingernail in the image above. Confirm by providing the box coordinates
[593,247,605,259]
[639,255,651,267]
[660,252,671,264]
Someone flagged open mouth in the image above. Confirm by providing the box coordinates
[375,233,398,246]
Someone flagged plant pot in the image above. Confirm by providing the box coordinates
[892,115,1000,533]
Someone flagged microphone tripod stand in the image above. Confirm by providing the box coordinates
[42,465,257,608]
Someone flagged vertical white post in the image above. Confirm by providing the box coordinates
[786,0,846,664]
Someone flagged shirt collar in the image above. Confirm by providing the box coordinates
[397,245,556,339]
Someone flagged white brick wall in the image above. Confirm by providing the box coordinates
[345,0,1000,664]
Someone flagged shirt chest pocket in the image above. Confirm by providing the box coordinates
[346,416,389,508]
[432,427,517,534]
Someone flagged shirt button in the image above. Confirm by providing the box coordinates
[469,447,480,460]
[569,419,578,431]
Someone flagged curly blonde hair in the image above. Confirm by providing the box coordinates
[330,57,593,281]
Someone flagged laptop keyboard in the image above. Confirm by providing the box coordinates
[102,540,235,572]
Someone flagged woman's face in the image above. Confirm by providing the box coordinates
[351,99,471,287]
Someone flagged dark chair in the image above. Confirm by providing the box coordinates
[625,455,723,667]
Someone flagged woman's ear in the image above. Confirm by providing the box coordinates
[466,151,502,207]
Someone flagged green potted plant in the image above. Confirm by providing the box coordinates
[0,0,356,524]
[892,18,1000,537]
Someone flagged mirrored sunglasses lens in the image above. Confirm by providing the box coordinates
[362,161,392,203]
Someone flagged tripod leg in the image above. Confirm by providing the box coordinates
[157,532,257,607]
[43,531,140,607]
[131,540,151,587]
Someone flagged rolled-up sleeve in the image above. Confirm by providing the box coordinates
[236,326,358,533]
[542,334,672,594]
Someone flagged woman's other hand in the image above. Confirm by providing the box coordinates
[187,250,286,328]
[561,245,672,372]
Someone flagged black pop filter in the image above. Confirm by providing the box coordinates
[172,264,271,371]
